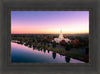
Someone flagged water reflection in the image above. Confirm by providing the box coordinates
[52,52,56,59]
[11,42,84,63]
[24,43,28,46]
[43,49,46,53]
[65,56,70,63]
[40,48,43,51]
[37,47,41,51]
[48,50,50,53]
[33,45,37,49]
[29,45,32,48]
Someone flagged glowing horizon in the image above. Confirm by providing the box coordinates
[11,11,89,34]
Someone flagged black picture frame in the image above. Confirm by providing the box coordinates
[0,0,99,74]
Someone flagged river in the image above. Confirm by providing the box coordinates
[11,42,84,63]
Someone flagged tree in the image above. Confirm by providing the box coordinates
[60,40,66,46]
[52,52,56,59]
[48,43,50,47]
[52,41,56,48]
[71,39,80,47]
[65,56,70,63]
[65,44,71,51]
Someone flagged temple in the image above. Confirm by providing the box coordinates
[53,30,71,43]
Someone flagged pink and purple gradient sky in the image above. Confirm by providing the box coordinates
[11,11,89,34]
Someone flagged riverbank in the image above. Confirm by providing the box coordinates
[11,40,88,63]
[33,44,88,63]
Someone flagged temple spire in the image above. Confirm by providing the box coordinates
[54,29,71,43]
[60,29,62,33]
[59,29,64,39]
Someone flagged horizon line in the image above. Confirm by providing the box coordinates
[11,33,89,34]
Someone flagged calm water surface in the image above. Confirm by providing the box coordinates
[11,42,84,63]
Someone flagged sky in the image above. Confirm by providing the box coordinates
[11,11,89,34]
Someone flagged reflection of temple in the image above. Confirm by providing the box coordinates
[53,30,71,43]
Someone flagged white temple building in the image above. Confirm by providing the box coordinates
[53,30,71,43]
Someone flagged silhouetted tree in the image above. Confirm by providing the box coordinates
[52,41,56,48]
[52,52,56,59]
[65,43,72,51]
[65,56,70,63]
[48,50,50,53]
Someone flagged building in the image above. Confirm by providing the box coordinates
[53,30,71,43]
